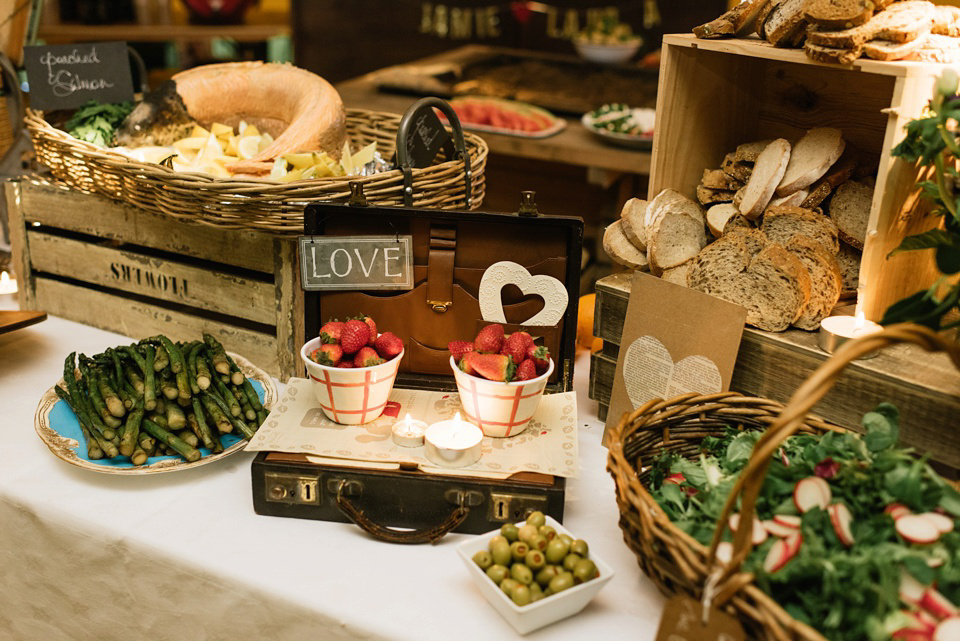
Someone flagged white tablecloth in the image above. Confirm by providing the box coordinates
[0,303,665,641]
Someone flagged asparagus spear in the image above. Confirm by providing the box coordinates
[236,391,256,422]
[203,389,256,438]
[195,350,212,390]
[199,393,233,434]
[78,357,122,429]
[150,335,190,401]
[152,342,169,372]
[123,361,145,395]
[141,419,200,462]
[130,446,148,466]
[95,365,126,418]
[203,334,231,376]
[146,412,168,428]
[142,345,157,411]
[190,397,221,452]
[184,342,202,395]
[176,430,199,448]
[119,401,145,458]
[137,431,155,452]
[158,370,178,401]
[54,385,103,459]
[213,376,241,417]
[165,402,186,430]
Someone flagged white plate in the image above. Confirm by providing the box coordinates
[581,109,654,150]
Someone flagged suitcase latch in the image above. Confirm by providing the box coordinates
[446,489,484,507]
[427,299,452,313]
[328,479,363,497]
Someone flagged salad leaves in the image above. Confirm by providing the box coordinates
[65,100,134,148]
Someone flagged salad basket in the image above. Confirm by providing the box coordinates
[606,324,960,641]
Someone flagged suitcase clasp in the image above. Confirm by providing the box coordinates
[427,299,452,313]
[446,489,484,507]
[329,478,363,497]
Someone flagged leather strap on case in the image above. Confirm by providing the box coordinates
[426,225,456,313]
[336,481,469,544]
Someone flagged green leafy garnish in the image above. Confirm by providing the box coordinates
[65,100,134,148]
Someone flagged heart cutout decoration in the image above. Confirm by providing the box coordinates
[622,335,722,409]
[478,261,568,326]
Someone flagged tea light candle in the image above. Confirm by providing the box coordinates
[818,311,882,358]
[0,271,17,306]
[391,413,427,448]
[424,412,483,468]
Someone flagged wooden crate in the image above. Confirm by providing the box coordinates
[7,179,304,381]
[590,272,960,470]
[653,34,941,320]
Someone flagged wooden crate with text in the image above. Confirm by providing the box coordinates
[7,179,304,381]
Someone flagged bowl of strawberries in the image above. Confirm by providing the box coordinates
[300,316,405,425]
[448,323,553,438]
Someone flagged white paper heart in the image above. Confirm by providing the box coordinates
[478,261,568,326]
[622,335,722,409]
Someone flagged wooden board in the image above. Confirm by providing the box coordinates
[0,310,46,335]
[592,273,960,470]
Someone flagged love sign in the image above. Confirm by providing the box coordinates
[299,236,413,291]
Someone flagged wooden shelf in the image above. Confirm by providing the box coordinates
[37,22,290,43]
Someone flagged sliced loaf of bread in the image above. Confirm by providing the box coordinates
[771,189,809,207]
[828,179,872,249]
[761,204,840,253]
[603,220,649,271]
[660,260,694,288]
[735,140,775,163]
[801,147,858,208]
[646,193,708,274]
[619,197,648,250]
[765,0,810,46]
[863,34,929,60]
[785,234,843,330]
[933,5,960,36]
[757,0,781,37]
[836,241,861,298]
[806,0,936,48]
[803,40,863,64]
[739,138,792,220]
[775,127,845,196]
[694,0,771,38]
[804,0,882,30]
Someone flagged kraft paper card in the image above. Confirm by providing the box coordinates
[602,271,747,446]
[246,378,579,479]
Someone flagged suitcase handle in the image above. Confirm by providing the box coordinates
[335,480,470,544]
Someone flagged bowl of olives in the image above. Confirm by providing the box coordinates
[456,511,614,635]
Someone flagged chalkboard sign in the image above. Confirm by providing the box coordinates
[397,102,454,168]
[299,235,414,291]
[24,42,135,110]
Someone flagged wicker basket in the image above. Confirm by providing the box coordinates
[24,107,488,235]
[607,323,960,641]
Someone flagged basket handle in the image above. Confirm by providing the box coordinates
[395,97,472,208]
[707,323,960,591]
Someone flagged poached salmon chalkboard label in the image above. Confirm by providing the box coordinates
[24,42,135,110]
[398,102,454,168]
[299,235,414,291]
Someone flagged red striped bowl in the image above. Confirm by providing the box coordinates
[450,356,554,438]
[300,337,403,425]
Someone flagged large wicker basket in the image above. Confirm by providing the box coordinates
[25,107,488,235]
[606,324,960,641]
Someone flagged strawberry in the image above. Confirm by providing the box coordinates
[470,353,515,382]
[460,350,479,375]
[373,332,404,360]
[353,346,385,368]
[339,319,370,355]
[358,315,377,346]
[516,358,538,381]
[448,340,474,363]
[526,344,551,374]
[338,361,355,369]
[474,323,505,353]
[312,343,342,367]
[501,331,534,365]
[318,321,344,344]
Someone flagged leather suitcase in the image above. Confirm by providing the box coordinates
[251,191,583,543]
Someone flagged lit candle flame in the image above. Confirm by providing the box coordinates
[405,413,412,427]
[0,271,8,285]
[854,311,865,332]
[453,412,461,426]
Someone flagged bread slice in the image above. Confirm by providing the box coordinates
[801,147,858,208]
[757,0,781,37]
[766,0,810,46]
[907,33,960,63]
[735,140,774,163]
[688,229,811,332]
[771,189,809,207]
[697,185,737,206]
[804,0,880,30]
[701,168,743,190]
[863,33,929,60]
[806,1,936,48]
[644,188,690,234]
[785,234,843,330]
[603,220,649,271]
[694,0,771,38]
[706,203,741,237]
[646,200,708,274]
[619,197,648,250]
[723,155,754,183]
[761,204,840,253]
[660,260,693,288]
[739,138,792,220]
[727,213,755,233]
[933,5,960,36]
[836,241,861,298]
[803,40,863,64]
[829,179,872,249]
[776,128,845,197]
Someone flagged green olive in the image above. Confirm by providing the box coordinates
[536,564,560,587]
[530,534,549,552]
[490,540,512,566]
[500,577,520,596]
[517,524,539,545]
[511,584,532,606]
[538,525,557,541]
[510,541,530,562]
[543,587,554,597]
[573,558,599,584]
[530,582,544,598]
[570,539,589,557]
[525,549,546,571]
[489,535,508,548]
[511,563,533,585]
[500,523,519,542]
[486,564,509,584]
[558,533,574,546]
[549,571,575,594]
[546,538,570,564]
[472,550,493,570]
[562,553,582,572]
[526,510,546,528]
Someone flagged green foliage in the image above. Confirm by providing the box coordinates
[883,78,960,329]
[64,100,134,148]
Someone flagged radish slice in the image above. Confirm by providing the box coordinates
[664,473,685,485]
[928,557,946,569]
[921,589,958,620]
[918,610,940,631]
[935,617,960,641]
[763,539,790,573]
[779,447,790,466]
[794,477,831,513]
[728,513,741,532]
[773,514,801,529]
[893,628,936,641]
[763,519,799,538]
[921,512,955,535]
[900,570,927,606]
[898,514,943,544]
[886,503,914,521]
[728,513,767,545]
[715,541,733,564]
[786,531,803,556]
[828,503,855,547]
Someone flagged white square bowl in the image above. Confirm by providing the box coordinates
[456,515,614,635]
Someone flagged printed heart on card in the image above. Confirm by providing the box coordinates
[622,335,722,409]
[478,261,568,326]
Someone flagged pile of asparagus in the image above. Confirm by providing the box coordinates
[56,333,266,465]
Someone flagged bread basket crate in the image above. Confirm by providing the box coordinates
[24,106,488,235]
[606,324,960,641]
